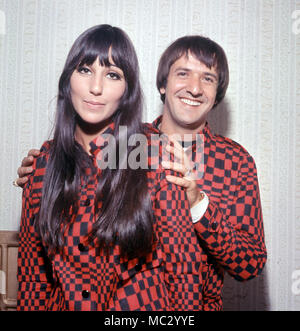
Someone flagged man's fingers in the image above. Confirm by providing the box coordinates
[162,160,196,180]
[17,165,33,177]
[165,144,185,161]
[14,149,39,188]
[21,155,33,167]
[165,143,194,170]
[28,149,40,157]
[166,175,191,188]
[15,176,29,188]
[167,136,185,151]
[162,161,186,175]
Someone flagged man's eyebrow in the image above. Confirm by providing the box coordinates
[174,67,191,73]
[173,67,218,80]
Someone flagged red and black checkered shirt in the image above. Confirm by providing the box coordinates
[17,123,204,311]
[149,116,267,311]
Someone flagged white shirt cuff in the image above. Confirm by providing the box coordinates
[190,191,209,223]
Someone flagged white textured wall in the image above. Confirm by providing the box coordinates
[0,0,299,311]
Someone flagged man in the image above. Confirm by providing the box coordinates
[15,35,267,310]
[149,35,267,310]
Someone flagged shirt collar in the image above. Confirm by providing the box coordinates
[89,121,116,157]
[151,115,213,141]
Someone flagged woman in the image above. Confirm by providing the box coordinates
[17,24,203,311]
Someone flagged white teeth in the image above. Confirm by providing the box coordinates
[180,98,201,106]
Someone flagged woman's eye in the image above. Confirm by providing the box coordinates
[107,72,121,80]
[77,66,91,74]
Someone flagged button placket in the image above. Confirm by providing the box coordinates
[84,198,91,206]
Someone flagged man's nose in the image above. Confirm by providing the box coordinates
[89,75,103,95]
[186,75,203,97]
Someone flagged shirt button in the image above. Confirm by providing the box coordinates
[78,243,87,252]
[135,263,142,272]
[211,222,218,231]
[84,198,91,206]
[82,290,90,299]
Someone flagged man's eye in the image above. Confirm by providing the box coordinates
[203,76,217,84]
[177,71,187,77]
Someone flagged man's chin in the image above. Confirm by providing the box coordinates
[177,118,205,131]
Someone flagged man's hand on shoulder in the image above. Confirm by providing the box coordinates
[16,149,40,187]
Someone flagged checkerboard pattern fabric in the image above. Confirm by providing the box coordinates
[17,123,203,311]
[150,116,267,311]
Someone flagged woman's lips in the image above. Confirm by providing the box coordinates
[84,100,105,109]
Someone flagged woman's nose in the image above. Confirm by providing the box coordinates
[89,75,103,95]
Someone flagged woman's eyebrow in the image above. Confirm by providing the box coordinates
[107,63,122,71]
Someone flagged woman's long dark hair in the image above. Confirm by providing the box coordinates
[36,25,154,258]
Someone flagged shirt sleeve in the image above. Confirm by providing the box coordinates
[193,154,267,281]
[153,169,203,311]
[190,191,209,223]
[17,156,54,310]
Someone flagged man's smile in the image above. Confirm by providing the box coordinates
[179,97,203,106]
